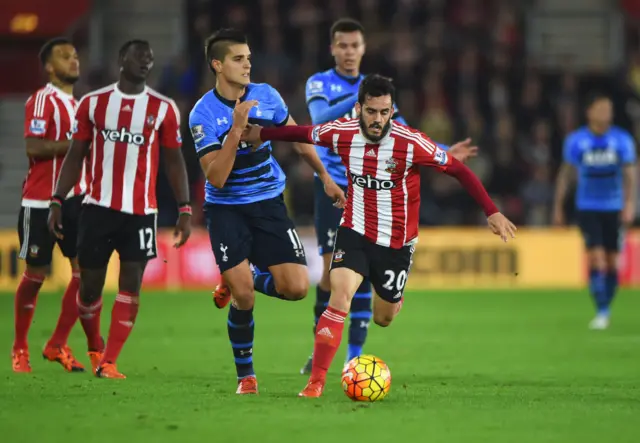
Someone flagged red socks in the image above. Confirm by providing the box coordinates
[77,296,103,351]
[102,292,139,364]
[310,306,347,382]
[47,272,80,347]
[13,272,44,351]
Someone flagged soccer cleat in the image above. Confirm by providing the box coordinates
[300,355,313,375]
[42,344,85,372]
[236,375,258,394]
[589,314,610,330]
[12,349,31,373]
[96,363,126,379]
[87,336,106,375]
[299,379,325,398]
[213,284,231,309]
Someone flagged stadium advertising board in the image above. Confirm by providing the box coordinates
[1,228,639,291]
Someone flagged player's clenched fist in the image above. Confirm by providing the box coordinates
[487,212,517,242]
[232,99,258,130]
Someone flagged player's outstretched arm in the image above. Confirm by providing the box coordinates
[285,117,346,207]
[199,99,257,189]
[443,158,517,242]
[552,162,575,226]
[244,124,314,145]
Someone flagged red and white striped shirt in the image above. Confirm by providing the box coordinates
[311,118,452,249]
[22,83,88,208]
[73,84,182,215]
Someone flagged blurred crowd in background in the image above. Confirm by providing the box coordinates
[72,0,640,227]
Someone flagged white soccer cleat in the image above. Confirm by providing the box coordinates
[589,314,610,330]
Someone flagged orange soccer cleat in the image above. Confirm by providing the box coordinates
[96,363,126,379]
[12,349,31,373]
[87,336,106,375]
[213,284,231,309]
[42,345,85,372]
[298,379,325,398]
[236,375,258,395]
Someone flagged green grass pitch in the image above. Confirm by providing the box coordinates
[1,289,639,443]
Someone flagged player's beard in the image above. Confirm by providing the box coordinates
[58,73,80,85]
[359,116,391,143]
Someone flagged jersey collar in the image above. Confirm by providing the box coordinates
[114,83,148,99]
[46,82,74,99]
[332,68,361,85]
[213,86,250,108]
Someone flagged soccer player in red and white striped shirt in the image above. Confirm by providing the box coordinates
[49,40,192,378]
[13,38,88,374]
[242,74,517,397]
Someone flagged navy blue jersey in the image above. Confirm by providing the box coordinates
[189,83,290,205]
[563,126,636,211]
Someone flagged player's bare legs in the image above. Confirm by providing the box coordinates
[300,267,363,397]
[222,259,258,394]
[372,293,402,327]
[267,263,309,300]
[42,257,85,372]
[252,262,309,302]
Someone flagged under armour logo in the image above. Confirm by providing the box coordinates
[256,109,262,117]
[216,117,228,125]
[239,348,252,356]
[327,229,336,247]
[220,243,229,262]
[295,249,305,258]
[330,84,343,92]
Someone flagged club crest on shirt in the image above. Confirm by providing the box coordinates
[333,249,345,262]
[385,158,398,174]
[146,115,155,127]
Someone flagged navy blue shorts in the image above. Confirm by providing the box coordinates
[577,210,623,252]
[314,176,346,256]
[204,195,307,274]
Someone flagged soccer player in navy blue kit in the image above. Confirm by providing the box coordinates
[189,29,345,394]
[301,18,479,373]
[553,94,637,330]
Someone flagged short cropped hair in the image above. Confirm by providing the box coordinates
[330,18,365,40]
[39,37,72,66]
[204,29,248,72]
[358,74,395,105]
